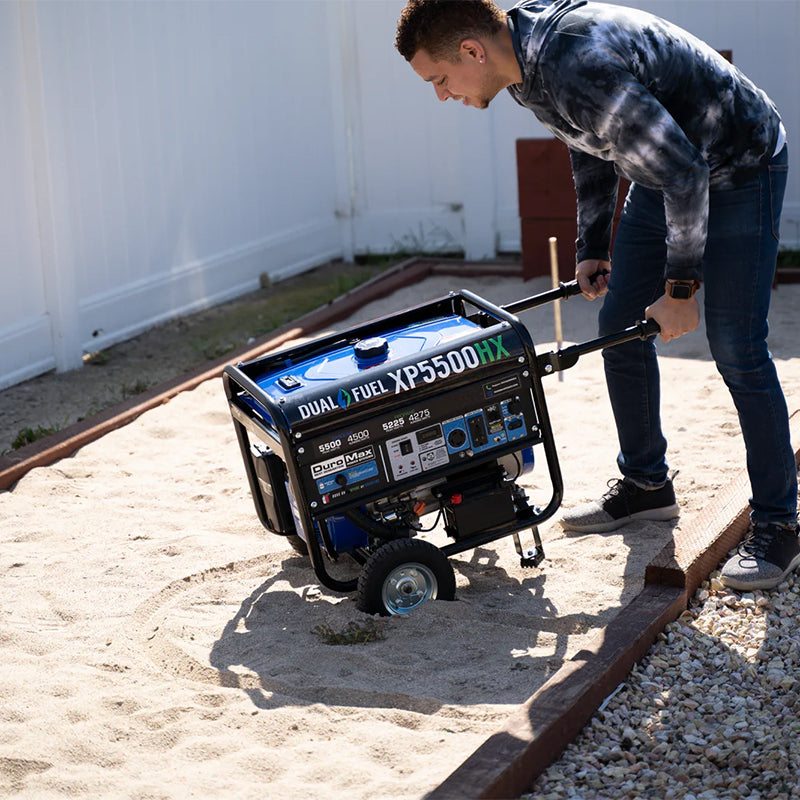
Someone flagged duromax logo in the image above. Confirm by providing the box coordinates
[337,388,352,410]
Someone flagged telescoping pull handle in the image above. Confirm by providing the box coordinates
[537,317,661,376]
[502,269,610,316]
[497,270,661,375]
[502,279,583,315]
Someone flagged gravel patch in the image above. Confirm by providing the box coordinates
[525,568,800,800]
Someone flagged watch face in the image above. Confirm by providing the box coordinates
[668,282,694,299]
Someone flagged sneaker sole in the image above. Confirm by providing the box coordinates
[720,551,800,591]
[560,504,680,534]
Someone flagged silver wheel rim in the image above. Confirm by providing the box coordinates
[381,562,438,615]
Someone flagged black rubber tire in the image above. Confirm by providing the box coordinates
[286,534,308,556]
[356,538,456,616]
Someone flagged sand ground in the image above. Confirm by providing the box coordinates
[1,271,798,798]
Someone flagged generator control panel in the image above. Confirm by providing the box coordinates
[296,370,539,511]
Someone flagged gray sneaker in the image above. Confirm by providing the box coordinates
[560,477,679,533]
[720,522,800,591]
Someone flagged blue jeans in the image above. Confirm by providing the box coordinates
[599,145,796,524]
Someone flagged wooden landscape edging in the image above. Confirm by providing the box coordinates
[427,411,800,799]
[426,584,687,800]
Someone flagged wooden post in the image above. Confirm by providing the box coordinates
[549,237,564,381]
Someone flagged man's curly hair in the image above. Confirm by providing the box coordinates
[395,0,507,62]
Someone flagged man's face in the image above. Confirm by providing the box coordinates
[410,44,501,109]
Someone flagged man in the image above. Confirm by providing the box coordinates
[395,0,799,591]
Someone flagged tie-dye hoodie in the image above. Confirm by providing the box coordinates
[506,0,783,280]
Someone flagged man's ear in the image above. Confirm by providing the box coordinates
[460,38,486,63]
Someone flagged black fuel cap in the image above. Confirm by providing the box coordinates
[354,336,389,364]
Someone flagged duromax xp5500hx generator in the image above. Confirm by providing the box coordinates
[222,278,658,616]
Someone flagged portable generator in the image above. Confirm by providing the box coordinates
[223,279,658,616]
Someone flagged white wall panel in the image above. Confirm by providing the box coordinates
[32,0,342,357]
[0,3,57,389]
[348,0,465,255]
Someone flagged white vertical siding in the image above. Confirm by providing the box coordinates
[31,0,343,358]
[347,0,466,255]
[1,0,798,391]
[0,3,58,387]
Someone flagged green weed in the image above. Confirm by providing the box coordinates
[11,420,68,450]
[199,342,237,360]
[120,380,149,400]
[311,619,387,646]
[84,350,111,366]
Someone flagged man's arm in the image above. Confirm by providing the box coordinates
[569,148,619,266]
[587,69,709,282]
[569,149,618,298]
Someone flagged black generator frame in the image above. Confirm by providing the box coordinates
[223,279,659,594]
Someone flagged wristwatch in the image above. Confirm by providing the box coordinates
[665,279,701,300]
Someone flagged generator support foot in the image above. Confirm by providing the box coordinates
[513,527,544,568]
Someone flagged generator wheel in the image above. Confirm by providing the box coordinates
[286,534,308,556]
[356,539,455,616]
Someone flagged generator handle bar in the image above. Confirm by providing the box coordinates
[536,318,661,375]
[501,278,584,315]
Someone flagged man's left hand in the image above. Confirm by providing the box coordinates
[645,294,700,342]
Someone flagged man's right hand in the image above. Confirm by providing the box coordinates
[576,259,611,300]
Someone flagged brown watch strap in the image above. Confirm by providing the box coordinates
[665,280,701,299]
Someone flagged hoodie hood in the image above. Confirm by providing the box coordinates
[506,0,587,97]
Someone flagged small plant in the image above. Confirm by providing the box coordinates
[389,222,462,258]
[201,342,237,360]
[120,380,149,400]
[11,419,68,450]
[311,619,387,645]
[84,349,111,366]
